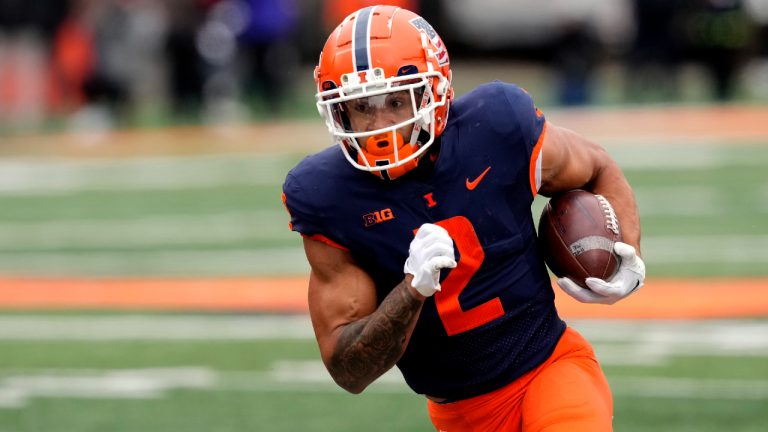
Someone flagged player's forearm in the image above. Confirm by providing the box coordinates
[327,278,423,393]
[589,159,642,256]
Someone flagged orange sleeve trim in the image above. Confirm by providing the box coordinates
[529,121,548,197]
[280,193,293,231]
[301,233,350,251]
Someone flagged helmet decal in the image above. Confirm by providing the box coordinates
[409,17,449,66]
[352,6,375,72]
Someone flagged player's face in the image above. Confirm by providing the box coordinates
[344,89,416,139]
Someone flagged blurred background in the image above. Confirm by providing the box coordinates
[1,1,767,431]
[0,0,767,132]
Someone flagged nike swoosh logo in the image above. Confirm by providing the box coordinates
[466,166,491,190]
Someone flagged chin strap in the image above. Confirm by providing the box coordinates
[357,132,418,180]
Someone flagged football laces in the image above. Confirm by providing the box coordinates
[595,194,620,235]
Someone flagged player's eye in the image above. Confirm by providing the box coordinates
[389,99,404,109]
[351,101,370,114]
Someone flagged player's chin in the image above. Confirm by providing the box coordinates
[398,125,415,141]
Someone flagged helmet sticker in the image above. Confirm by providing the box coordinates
[353,6,376,72]
[409,17,449,66]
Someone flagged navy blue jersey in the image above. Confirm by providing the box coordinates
[283,81,565,401]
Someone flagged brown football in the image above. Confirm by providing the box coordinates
[537,190,622,288]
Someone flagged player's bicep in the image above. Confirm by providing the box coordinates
[303,237,377,365]
[538,123,609,196]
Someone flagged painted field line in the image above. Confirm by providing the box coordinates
[0,233,764,274]
[548,105,768,141]
[0,248,309,277]
[0,314,767,362]
[247,362,768,400]
[609,377,768,400]
[0,188,751,250]
[0,211,292,249]
[110,373,768,400]
[0,367,216,408]
[634,186,723,216]
[0,120,327,157]
[0,153,295,194]
[1,366,765,405]
[0,314,315,340]
[3,106,768,160]
[0,277,766,319]
[0,277,314,311]
[604,144,768,170]
[0,141,765,195]
[643,235,768,263]
[553,277,768,319]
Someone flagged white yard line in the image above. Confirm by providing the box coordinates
[2,365,765,408]
[0,145,764,195]
[0,211,292,249]
[0,318,766,408]
[573,320,768,365]
[0,367,216,408]
[0,248,309,276]
[0,234,764,274]
[610,377,768,400]
[0,153,295,194]
[634,186,724,216]
[0,186,743,250]
[604,144,768,170]
[0,315,766,358]
[0,315,316,340]
[642,235,768,263]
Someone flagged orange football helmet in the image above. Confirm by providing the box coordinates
[315,5,453,180]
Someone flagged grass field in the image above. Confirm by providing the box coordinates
[0,106,767,430]
[0,314,766,431]
[0,137,766,277]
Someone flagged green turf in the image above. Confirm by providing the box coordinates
[0,143,766,277]
[0,185,283,222]
[0,127,766,430]
[0,390,433,432]
[0,318,765,431]
[614,398,767,432]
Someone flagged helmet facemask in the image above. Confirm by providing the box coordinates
[316,69,450,180]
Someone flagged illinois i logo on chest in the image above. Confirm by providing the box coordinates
[362,208,395,227]
[423,192,437,208]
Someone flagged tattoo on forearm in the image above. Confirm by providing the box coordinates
[329,281,423,391]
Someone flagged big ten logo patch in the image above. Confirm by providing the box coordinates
[363,208,395,227]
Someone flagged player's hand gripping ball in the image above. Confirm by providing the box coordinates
[538,190,645,304]
[404,223,457,297]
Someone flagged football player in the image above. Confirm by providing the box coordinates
[282,5,645,431]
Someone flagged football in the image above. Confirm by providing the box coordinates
[537,189,622,288]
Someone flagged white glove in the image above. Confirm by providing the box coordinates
[557,242,645,305]
[404,223,457,297]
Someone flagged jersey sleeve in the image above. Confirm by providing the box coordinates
[282,172,349,251]
[501,84,547,196]
[282,172,316,235]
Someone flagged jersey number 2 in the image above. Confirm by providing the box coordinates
[431,216,505,336]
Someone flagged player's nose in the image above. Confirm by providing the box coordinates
[367,112,398,131]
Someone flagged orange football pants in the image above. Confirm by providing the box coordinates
[427,327,613,432]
